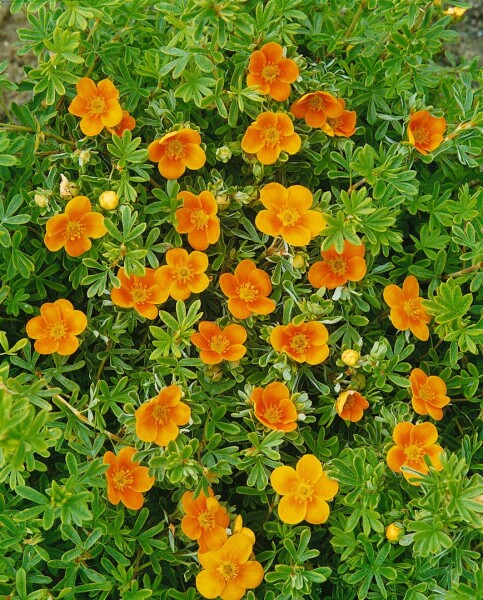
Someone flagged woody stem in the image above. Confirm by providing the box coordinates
[343,0,367,40]
[348,178,366,193]
[443,262,482,279]
[0,123,76,147]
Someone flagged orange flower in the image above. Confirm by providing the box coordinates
[181,488,230,553]
[247,42,299,102]
[308,241,367,290]
[255,183,326,246]
[191,322,247,365]
[251,382,298,432]
[196,533,264,600]
[68,77,123,137]
[155,248,209,301]
[270,454,339,524]
[44,196,107,257]
[148,129,206,179]
[241,111,301,165]
[103,446,155,510]
[386,422,444,485]
[383,275,432,341]
[232,515,256,545]
[219,259,276,320]
[135,385,191,446]
[407,110,446,154]
[111,267,169,319]
[26,299,87,356]
[321,98,356,137]
[336,390,369,422]
[409,368,450,421]
[290,91,343,128]
[107,110,136,136]
[270,320,329,365]
[175,191,220,251]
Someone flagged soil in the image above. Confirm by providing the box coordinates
[0,1,481,120]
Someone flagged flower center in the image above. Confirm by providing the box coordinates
[198,509,215,530]
[152,404,170,425]
[412,126,429,145]
[342,392,355,409]
[65,220,83,240]
[278,206,300,227]
[404,443,424,463]
[217,561,239,581]
[403,298,422,319]
[327,257,347,275]
[295,481,314,503]
[131,285,150,304]
[166,139,185,159]
[290,333,310,354]
[261,64,280,82]
[88,95,107,115]
[210,335,230,354]
[419,384,435,404]
[262,126,281,146]
[49,321,67,340]
[174,265,193,282]
[237,282,259,302]
[112,468,133,491]
[327,116,341,130]
[264,406,282,424]
[309,95,324,111]
[190,209,209,229]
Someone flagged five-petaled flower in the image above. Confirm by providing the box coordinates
[407,110,446,155]
[111,267,169,319]
[247,42,299,102]
[107,110,136,136]
[148,129,206,179]
[26,299,87,356]
[175,190,220,251]
[251,382,298,432]
[241,111,301,165]
[68,77,123,137]
[255,182,326,246]
[191,321,247,365]
[308,240,366,290]
[290,90,343,128]
[409,368,450,421]
[270,320,329,365]
[155,248,209,301]
[135,385,191,446]
[181,488,229,553]
[336,390,369,422]
[219,259,276,320]
[270,454,339,524]
[321,98,357,137]
[386,421,444,485]
[103,446,155,509]
[195,533,264,600]
[44,195,107,257]
[383,275,432,341]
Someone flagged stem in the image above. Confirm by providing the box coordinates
[444,262,482,279]
[0,123,76,147]
[343,0,367,40]
[348,178,366,193]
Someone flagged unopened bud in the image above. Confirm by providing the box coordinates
[215,145,232,163]
[215,193,230,211]
[291,252,307,270]
[386,523,404,543]
[99,190,119,210]
[76,149,91,167]
[34,193,49,208]
[341,349,360,367]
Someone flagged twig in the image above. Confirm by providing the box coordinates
[0,123,76,147]
[444,263,482,280]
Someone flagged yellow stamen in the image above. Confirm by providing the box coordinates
[327,257,347,276]
[278,206,300,227]
[65,221,83,241]
[290,334,310,353]
[261,64,280,83]
[112,468,133,491]
[210,335,230,354]
[166,139,185,159]
[49,321,67,340]
[262,126,281,146]
[190,210,209,229]
[237,282,258,302]
[152,404,170,425]
[131,285,150,304]
[295,481,314,503]
[217,561,239,581]
[88,95,107,115]
[198,510,215,530]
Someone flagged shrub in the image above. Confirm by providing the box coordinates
[0,1,481,599]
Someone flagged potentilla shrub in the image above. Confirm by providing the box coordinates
[0,0,482,599]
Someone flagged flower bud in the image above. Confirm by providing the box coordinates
[341,349,360,367]
[34,193,49,208]
[291,252,308,271]
[99,190,119,211]
[76,149,91,167]
[206,364,223,382]
[386,523,404,543]
[215,193,230,211]
[215,145,232,163]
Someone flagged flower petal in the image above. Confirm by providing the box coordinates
[270,465,297,494]
[305,497,330,524]
[296,454,323,483]
[277,494,306,524]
